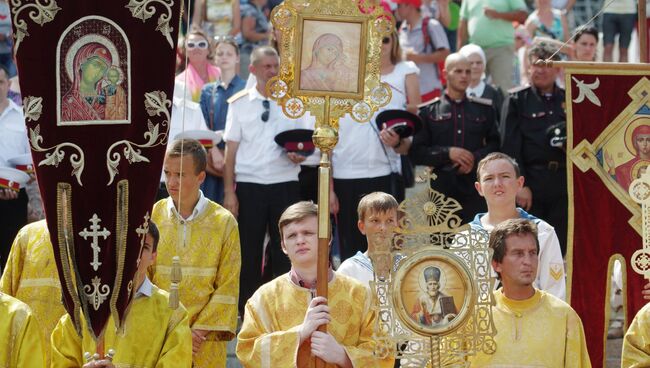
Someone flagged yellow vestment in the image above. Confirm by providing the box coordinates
[151,198,240,368]
[50,282,192,367]
[622,302,650,367]
[0,220,65,364]
[0,292,45,367]
[236,273,394,368]
[470,289,591,367]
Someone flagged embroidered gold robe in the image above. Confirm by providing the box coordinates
[0,292,45,367]
[236,273,394,368]
[469,289,591,367]
[50,284,192,367]
[622,302,650,367]
[0,220,65,364]
[151,198,241,368]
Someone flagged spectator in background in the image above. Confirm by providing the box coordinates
[395,0,450,101]
[176,30,221,102]
[240,0,271,79]
[457,0,527,90]
[0,1,14,77]
[421,0,451,27]
[410,53,500,223]
[191,0,241,40]
[199,39,246,204]
[602,0,637,62]
[501,42,568,255]
[525,0,569,42]
[571,25,598,61]
[459,43,504,120]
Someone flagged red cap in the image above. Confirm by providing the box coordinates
[392,0,421,8]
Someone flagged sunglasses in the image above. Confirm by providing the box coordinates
[187,40,209,49]
[382,37,391,44]
[261,100,270,122]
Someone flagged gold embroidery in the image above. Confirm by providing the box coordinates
[111,180,129,329]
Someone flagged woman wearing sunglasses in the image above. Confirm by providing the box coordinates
[176,30,220,102]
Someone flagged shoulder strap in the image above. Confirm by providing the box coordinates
[422,17,434,52]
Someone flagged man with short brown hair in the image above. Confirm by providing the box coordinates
[469,218,590,367]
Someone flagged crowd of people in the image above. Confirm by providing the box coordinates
[2,0,650,366]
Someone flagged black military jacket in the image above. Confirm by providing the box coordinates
[410,93,500,171]
[501,84,566,177]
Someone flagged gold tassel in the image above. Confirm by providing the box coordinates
[169,256,182,309]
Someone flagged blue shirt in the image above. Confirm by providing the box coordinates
[199,75,246,149]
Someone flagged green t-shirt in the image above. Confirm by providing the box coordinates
[460,0,526,49]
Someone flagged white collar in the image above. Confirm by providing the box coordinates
[466,80,486,98]
[248,86,268,102]
[166,190,208,221]
[135,276,153,298]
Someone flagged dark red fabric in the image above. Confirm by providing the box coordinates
[12,2,182,338]
[569,73,647,366]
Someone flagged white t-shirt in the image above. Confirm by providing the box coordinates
[337,251,374,287]
[332,61,419,178]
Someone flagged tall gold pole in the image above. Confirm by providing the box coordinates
[313,96,338,368]
[639,0,648,63]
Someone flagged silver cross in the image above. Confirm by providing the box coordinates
[79,214,111,271]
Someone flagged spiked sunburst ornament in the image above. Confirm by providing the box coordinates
[369,172,497,367]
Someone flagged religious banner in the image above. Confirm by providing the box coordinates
[567,67,650,366]
[11,0,182,340]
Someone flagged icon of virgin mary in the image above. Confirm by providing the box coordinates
[61,42,112,122]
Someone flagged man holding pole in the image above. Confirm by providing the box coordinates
[236,201,393,367]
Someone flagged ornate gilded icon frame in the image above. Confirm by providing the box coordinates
[392,249,475,336]
[369,174,496,367]
[269,0,393,125]
[294,15,367,99]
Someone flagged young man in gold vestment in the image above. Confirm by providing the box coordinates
[0,291,45,367]
[622,301,650,366]
[51,221,192,367]
[470,218,591,367]
[0,220,66,364]
[151,138,241,367]
[236,201,394,368]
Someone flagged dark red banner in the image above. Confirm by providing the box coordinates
[11,1,181,338]
[567,70,650,366]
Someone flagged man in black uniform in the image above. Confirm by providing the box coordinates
[410,53,500,223]
[501,42,567,255]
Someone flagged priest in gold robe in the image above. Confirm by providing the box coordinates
[236,201,393,368]
[0,220,66,364]
[622,301,650,366]
[0,292,45,367]
[470,219,591,367]
[50,221,192,367]
[151,138,241,367]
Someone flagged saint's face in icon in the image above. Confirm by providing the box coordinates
[426,279,440,298]
[81,55,109,86]
[634,133,650,158]
[316,44,340,66]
